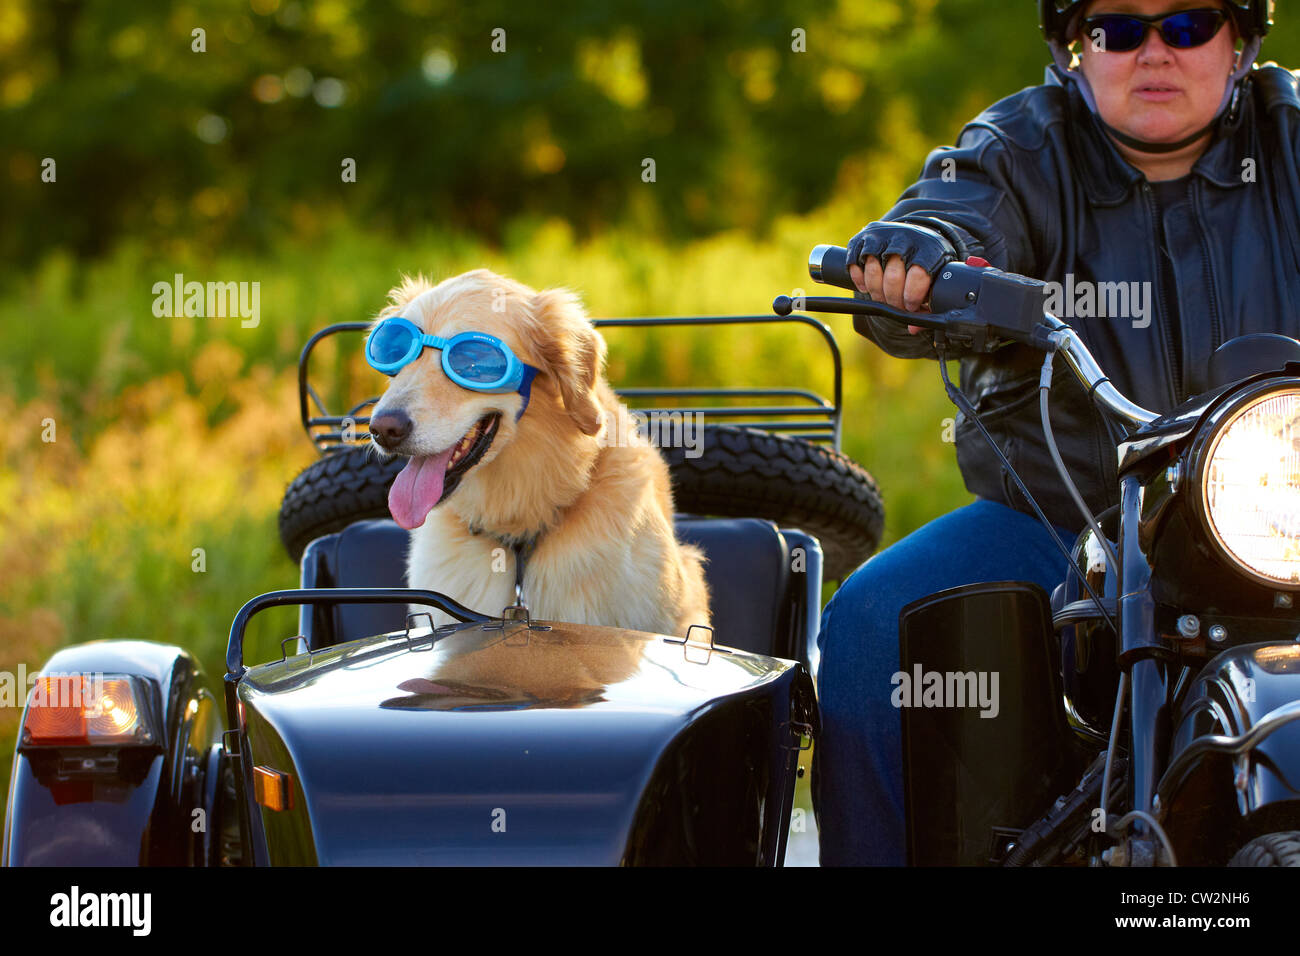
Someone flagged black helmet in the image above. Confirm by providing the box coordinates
[1038,0,1274,44]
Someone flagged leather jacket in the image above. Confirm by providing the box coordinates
[856,64,1300,533]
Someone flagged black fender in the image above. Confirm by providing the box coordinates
[1161,643,1300,864]
[2,640,224,866]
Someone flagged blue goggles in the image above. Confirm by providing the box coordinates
[365,317,539,418]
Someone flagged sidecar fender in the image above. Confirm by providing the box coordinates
[3,641,223,866]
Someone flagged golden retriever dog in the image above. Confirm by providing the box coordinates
[366,269,710,637]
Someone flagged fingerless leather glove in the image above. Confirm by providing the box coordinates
[846,220,960,275]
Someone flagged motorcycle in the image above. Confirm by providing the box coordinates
[778,245,1300,866]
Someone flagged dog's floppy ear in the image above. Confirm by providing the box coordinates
[531,287,607,436]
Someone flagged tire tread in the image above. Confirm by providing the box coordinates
[1228,831,1300,867]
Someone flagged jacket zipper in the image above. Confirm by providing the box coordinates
[1142,181,1182,405]
[1190,179,1223,357]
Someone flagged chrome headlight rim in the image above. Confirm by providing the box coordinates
[1190,377,1300,592]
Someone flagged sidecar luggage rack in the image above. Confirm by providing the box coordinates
[298,315,842,454]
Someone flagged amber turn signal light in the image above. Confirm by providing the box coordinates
[21,675,153,747]
[253,765,293,812]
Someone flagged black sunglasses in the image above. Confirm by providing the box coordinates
[1081,8,1228,52]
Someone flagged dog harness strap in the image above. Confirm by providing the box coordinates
[513,536,539,605]
[515,366,537,421]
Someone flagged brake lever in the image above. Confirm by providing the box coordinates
[851,313,996,353]
[772,294,1000,352]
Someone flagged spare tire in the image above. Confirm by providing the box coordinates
[279,447,404,563]
[661,425,883,580]
[279,426,884,578]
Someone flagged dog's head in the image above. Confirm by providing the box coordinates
[368,269,608,531]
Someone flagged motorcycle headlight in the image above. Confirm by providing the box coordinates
[1200,386,1300,588]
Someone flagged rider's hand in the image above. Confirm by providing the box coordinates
[849,257,932,335]
[846,220,957,335]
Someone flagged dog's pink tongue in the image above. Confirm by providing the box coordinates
[388,449,455,530]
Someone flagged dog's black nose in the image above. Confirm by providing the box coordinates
[370,409,413,449]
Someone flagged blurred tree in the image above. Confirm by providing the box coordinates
[1,0,1296,266]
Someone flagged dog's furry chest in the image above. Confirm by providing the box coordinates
[406,516,518,624]
[403,511,681,633]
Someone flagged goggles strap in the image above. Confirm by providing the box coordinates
[515,365,538,421]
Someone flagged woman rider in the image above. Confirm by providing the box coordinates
[814,0,1298,865]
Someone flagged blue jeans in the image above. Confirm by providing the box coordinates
[812,498,1074,866]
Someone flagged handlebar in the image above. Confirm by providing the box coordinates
[779,245,1158,429]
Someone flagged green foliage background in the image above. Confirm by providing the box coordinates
[2,0,1298,838]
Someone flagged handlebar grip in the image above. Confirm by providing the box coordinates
[808,245,856,290]
[794,242,1057,351]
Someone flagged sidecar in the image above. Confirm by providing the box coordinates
[3,315,881,866]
